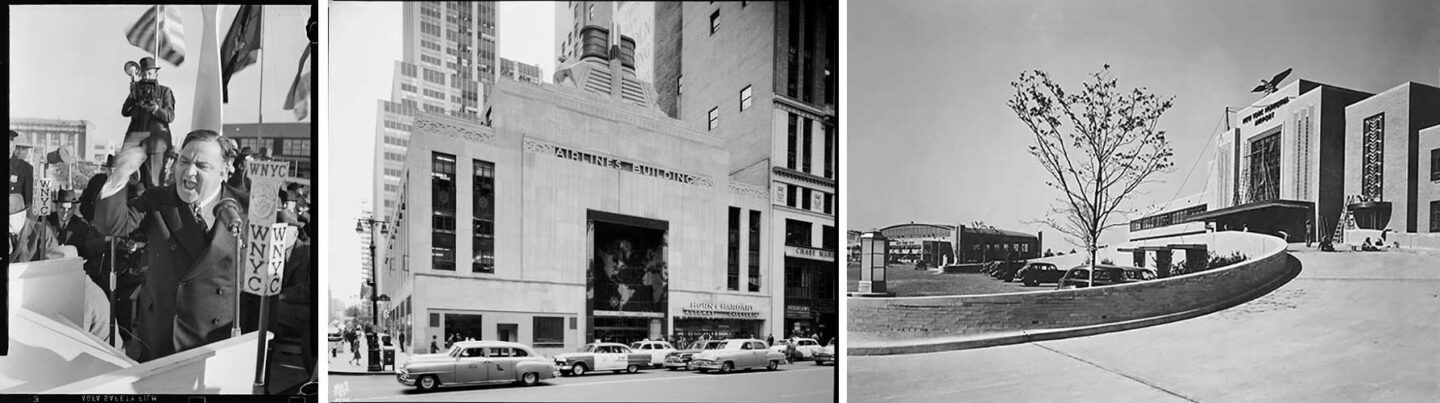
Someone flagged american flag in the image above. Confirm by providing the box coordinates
[125,5,186,66]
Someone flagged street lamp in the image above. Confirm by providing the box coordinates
[356,216,390,329]
[853,232,893,297]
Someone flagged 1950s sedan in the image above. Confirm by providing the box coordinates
[690,339,787,374]
[554,342,652,376]
[397,341,556,392]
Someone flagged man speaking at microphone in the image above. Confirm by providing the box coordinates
[94,129,249,361]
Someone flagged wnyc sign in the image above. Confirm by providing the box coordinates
[1242,97,1290,127]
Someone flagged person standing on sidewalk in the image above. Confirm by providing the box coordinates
[398,331,406,353]
[431,335,440,353]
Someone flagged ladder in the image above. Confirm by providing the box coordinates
[1332,200,1358,244]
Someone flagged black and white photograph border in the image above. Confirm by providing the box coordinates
[5,1,319,399]
[323,2,838,402]
[845,0,1440,402]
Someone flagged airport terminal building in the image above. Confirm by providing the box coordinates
[1127,76,1440,265]
[873,222,1042,266]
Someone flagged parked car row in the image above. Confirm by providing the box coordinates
[981,260,1158,289]
[398,338,835,391]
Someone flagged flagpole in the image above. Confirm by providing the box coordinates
[252,8,271,395]
[154,5,161,58]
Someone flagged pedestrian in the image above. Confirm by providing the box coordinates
[350,338,362,366]
[431,335,440,354]
[10,131,35,209]
[766,333,774,347]
[399,331,406,353]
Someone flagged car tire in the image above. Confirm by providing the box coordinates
[416,375,438,392]
[627,364,639,373]
[720,362,733,373]
[1024,277,1037,287]
[767,360,778,371]
[571,363,588,377]
[521,372,539,386]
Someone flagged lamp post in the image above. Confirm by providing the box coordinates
[852,232,894,297]
[356,216,390,328]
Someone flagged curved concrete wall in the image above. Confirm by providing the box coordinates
[849,232,1292,340]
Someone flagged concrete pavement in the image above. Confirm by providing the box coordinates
[848,248,1440,402]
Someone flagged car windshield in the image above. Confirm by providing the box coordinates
[580,344,600,353]
[446,344,463,357]
[705,341,726,350]
[1092,269,1120,282]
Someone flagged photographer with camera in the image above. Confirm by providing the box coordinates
[121,56,176,190]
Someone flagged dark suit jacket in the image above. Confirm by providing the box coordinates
[93,184,251,361]
[10,158,35,208]
[9,217,63,263]
[121,82,175,153]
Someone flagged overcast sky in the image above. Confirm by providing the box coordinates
[10,5,313,149]
[848,0,1440,251]
[325,2,555,305]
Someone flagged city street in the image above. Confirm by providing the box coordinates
[848,248,1440,402]
[330,361,837,402]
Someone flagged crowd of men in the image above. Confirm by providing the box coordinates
[7,57,317,393]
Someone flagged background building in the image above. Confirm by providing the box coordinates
[224,122,314,179]
[499,57,543,84]
[10,118,90,168]
[1343,82,1440,233]
[877,222,1042,266]
[671,1,838,341]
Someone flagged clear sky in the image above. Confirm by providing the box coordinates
[848,0,1440,251]
[325,2,555,304]
[9,5,313,150]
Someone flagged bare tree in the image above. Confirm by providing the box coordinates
[1007,65,1175,265]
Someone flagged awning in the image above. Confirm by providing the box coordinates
[1184,199,1312,223]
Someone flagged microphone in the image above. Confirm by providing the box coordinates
[214,197,244,235]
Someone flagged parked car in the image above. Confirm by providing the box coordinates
[691,339,787,373]
[396,341,555,392]
[554,342,651,376]
[1015,262,1064,286]
[664,340,727,370]
[991,260,1028,282]
[769,338,824,360]
[630,340,677,368]
[813,340,836,365]
[1056,264,1154,289]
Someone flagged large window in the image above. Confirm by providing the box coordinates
[1431,201,1440,233]
[749,210,761,292]
[727,207,741,291]
[801,188,812,210]
[533,316,564,347]
[785,219,811,247]
[1430,148,1439,182]
[786,184,798,208]
[823,124,834,179]
[823,225,837,249]
[1362,114,1384,201]
[802,119,813,173]
[1247,131,1281,203]
[787,114,798,169]
[708,107,719,131]
[473,160,495,273]
[432,152,457,271]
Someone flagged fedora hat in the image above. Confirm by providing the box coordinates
[56,189,81,203]
[138,56,161,71]
[9,193,26,215]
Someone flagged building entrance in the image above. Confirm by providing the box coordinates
[443,313,483,347]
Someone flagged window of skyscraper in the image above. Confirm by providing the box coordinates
[473,159,495,273]
[708,107,719,131]
[432,152,457,271]
[728,207,740,291]
[749,210,761,292]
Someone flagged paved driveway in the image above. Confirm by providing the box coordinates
[848,249,1440,402]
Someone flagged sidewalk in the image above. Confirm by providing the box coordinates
[327,334,413,375]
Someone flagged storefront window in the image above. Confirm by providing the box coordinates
[533,316,564,347]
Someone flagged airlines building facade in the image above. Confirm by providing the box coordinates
[379,51,776,356]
